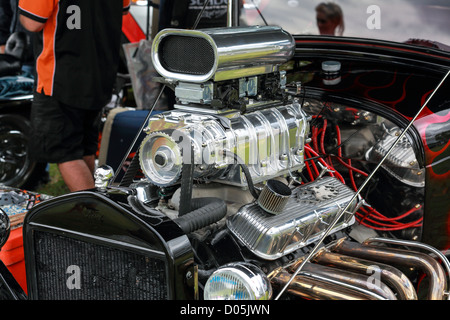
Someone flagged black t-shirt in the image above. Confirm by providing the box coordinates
[161,0,229,30]
[18,0,130,109]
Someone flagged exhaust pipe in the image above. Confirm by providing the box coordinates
[331,238,447,300]
[313,250,417,300]
[269,262,397,300]
[269,238,449,300]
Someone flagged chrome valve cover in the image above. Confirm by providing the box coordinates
[366,127,425,187]
[227,177,358,260]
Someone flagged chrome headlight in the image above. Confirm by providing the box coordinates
[204,262,272,300]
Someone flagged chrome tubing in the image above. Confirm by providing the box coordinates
[269,263,396,300]
[332,239,447,300]
[227,0,239,27]
[151,26,295,83]
[313,249,417,300]
[364,237,450,300]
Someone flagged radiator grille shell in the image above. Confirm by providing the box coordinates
[33,231,168,300]
[24,191,195,300]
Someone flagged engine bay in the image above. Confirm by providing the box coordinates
[94,26,448,300]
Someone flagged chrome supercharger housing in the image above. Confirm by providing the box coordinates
[139,102,310,187]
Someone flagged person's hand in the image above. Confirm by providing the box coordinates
[0,45,5,54]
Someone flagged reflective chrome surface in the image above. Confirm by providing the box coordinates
[93,165,115,188]
[151,26,295,83]
[313,249,417,300]
[257,179,292,215]
[140,99,309,187]
[204,262,272,300]
[228,177,357,260]
[268,237,449,300]
[366,126,425,187]
[269,263,397,300]
[332,238,448,300]
[364,237,450,300]
[139,131,183,187]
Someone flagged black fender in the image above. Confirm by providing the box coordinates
[0,260,27,300]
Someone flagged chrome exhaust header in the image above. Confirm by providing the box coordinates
[331,238,447,300]
[269,238,449,300]
[270,263,397,300]
[312,249,417,300]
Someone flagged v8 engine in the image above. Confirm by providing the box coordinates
[138,26,360,266]
[20,26,449,301]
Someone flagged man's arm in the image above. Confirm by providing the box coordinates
[18,0,54,32]
[19,15,45,32]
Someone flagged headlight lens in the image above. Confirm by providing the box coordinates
[204,262,272,300]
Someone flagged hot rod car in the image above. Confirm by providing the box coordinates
[1,0,450,301]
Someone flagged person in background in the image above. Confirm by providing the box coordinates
[18,0,131,192]
[0,0,13,54]
[315,2,345,36]
[159,0,230,30]
[0,0,33,65]
[158,0,238,109]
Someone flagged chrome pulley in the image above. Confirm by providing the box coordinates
[139,131,183,186]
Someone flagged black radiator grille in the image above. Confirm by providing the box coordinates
[33,231,168,300]
[159,35,215,75]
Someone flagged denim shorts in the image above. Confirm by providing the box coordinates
[28,92,101,163]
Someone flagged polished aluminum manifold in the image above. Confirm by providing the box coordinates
[227,177,358,260]
[139,100,309,187]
